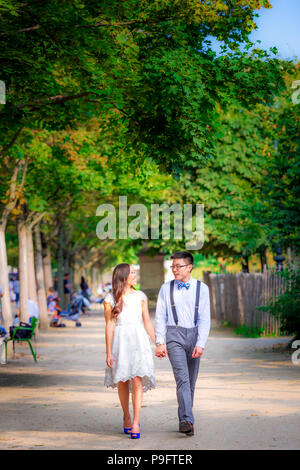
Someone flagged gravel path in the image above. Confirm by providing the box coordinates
[0,309,299,450]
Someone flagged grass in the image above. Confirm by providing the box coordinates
[221,320,280,338]
[234,324,265,338]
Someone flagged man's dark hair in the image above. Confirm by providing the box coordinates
[171,251,194,265]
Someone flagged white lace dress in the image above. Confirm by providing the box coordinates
[104,290,156,392]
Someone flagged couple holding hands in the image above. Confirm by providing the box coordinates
[104,251,211,439]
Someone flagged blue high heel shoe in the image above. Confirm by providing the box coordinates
[130,424,140,439]
[123,416,132,434]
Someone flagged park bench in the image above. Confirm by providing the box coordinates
[4,317,38,363]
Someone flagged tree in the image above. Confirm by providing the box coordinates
[1,0,284,173]
[0,157,28,330]
[257,267,300,340]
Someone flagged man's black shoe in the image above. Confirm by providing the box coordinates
[179,421,194,435]
[186,422,194,436]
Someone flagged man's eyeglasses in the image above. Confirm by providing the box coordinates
[171,264,191,271]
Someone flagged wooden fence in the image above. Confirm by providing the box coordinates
[203,266,289,335]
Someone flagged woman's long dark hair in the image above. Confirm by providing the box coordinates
[111,263,135,319]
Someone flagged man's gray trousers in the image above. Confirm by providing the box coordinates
[166,325,200,424]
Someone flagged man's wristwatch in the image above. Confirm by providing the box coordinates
[156,342,165,347]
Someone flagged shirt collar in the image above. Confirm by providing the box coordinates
[175,275,194,284]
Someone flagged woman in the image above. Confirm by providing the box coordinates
[104,263,156,439]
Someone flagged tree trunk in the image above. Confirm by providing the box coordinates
[34,224,48,330]
[0,224,13,331]
[69,253,75,293]
[0,158,28,351]
[41,233,53,293]
[241,255,249,273]
[72,259,80,291]
[64,248,71,306]
[292,244,299,269]
[57,224,65,309]
[259,248,268,273]
[92,265,97,295]
[26,225,38,303]
[18,221,29,322]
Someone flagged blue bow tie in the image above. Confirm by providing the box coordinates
[177,282,190,290]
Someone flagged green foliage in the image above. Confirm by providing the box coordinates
[234,324,265,338]
[256,268,300,338]
[0,0,285,175]
[1,0,298,274]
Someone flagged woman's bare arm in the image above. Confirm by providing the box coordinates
[104,301,114,367]
[141,297,156,345]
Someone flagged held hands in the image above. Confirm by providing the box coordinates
[155,344,168,358]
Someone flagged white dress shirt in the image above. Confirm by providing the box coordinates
[155,276,211,349]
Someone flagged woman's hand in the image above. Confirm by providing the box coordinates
[106,352,113,368]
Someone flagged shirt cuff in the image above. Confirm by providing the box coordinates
[155,334,166,344]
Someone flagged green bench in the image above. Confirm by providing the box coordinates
[5,317,38,363]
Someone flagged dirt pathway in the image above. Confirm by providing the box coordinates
[0,309,299,450]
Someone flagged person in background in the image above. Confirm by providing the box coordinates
[97,283,104,297]
[9,274,16,303]
[28,299,39,323]
[80,276,90,300]
[60,290,90,326]
[13,274,20,307]
[47,287,65,328]
[0,286,7,364]
[0,285,3,322]
[13,298,40,326]
[64,273,71,307]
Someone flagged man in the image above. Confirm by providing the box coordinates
[155,251,211,436]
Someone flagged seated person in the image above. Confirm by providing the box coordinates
[13,298,40,326]
[47,287,65,328]
[60,291,90,326]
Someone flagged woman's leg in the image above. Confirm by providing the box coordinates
[118,380,131,427]
[131,376,143,433]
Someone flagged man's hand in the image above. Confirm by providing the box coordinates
[192,346,203,358]
[155,344,168,358]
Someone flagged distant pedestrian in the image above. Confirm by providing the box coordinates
[8,274,16,302]
[64,273,71,307]
[12,274,20,307]
[80,276,89,299]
